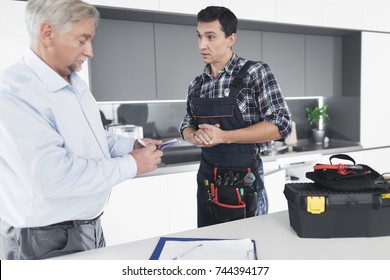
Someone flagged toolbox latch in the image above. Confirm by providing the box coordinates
[306,196,325,214]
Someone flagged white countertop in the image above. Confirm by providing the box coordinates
[143,139,363,177]
[53,210,390,260]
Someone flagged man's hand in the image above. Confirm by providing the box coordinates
[130,144,163,175]
[193,123,223,147]
[133,138,163,150]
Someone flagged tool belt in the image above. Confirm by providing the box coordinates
[206,165,258,223]
[306,154,389,192]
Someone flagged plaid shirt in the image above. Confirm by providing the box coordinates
[180,53,292,153]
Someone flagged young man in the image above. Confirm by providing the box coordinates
[180,6,292,227]
[0,0,163,259]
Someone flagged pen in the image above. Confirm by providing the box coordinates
[172,243,203,260]
[137,139,148,147]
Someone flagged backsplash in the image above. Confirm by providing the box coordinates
[98,96,359,142]
[99,102,185,139]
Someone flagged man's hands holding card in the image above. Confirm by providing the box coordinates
[131,138,163,175]
[131,138,181,175]
[136,138,181,151]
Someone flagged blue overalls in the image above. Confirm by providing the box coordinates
[192,61,269,227]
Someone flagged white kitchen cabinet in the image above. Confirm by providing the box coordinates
[265,168,287,213]
[322,0,363,30]
[362,0,390,33]
[276,0,322,27]
[222,0,276,22]
[86,0,159,10]
[88,0,390,33]
[101,170,199,246]
[101,175,171,246]
[165,171,198,233]
[360,32,390,148]
[159,0,222,14]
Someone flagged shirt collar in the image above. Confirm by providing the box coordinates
[203,53,239,77]
[24,48,70,93]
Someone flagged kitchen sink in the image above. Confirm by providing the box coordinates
[277,145,305,154]
[262,145,305,156]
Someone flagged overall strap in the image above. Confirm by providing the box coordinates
[193,77,203,98]
[229,60,254,97]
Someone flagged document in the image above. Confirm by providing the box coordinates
[150,237,257,260]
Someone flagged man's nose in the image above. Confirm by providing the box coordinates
[198,38,207,49]
[84,41,94,58]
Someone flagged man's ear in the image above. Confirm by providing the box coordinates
[40,22,55,47]
[227,32,237,48]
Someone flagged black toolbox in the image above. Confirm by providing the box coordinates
[284,183,390,238]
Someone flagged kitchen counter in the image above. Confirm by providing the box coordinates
[52,210,390,260]
[145,139,362,177]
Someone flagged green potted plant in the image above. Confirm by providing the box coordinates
[305,104,330,144]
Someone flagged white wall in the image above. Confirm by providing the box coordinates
[0,1,89,85]
[0,1,29,71]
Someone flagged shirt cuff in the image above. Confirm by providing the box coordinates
[115,137,136,156]
[114,154,137,183]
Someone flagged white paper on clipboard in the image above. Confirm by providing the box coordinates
[153,238,257,260]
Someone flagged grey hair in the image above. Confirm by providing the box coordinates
[25,0,100,43]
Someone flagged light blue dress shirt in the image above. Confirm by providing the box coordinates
[0,49,137,227]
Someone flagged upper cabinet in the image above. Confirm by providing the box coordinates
[362,0,390,33]
[322,0,364,30]
[305,35,342,97]
[262,32,305,97]
[154,23,203,100]
[86,0,159,11]
[90,6,351,101]
[90,19,157,101]
[233,29,262,62]
[276,0,322,26]
[86,0,390,33]
[222,0,276,22]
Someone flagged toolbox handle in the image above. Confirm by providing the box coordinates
[329,154,356,165]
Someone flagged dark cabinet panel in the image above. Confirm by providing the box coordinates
[90,19,157,101]
[90,18,345,101]
[263,32,305,97]
[233,29,262,61]
[154,23,204,100]
[305,35,342,97]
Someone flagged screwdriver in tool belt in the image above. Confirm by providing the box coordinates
[229,173,240,185]
[223,171,234,185]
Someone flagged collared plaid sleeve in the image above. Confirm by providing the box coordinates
[179,79,198,136]
[248,62,292,140]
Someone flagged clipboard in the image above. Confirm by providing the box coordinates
[149,237,257,260]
